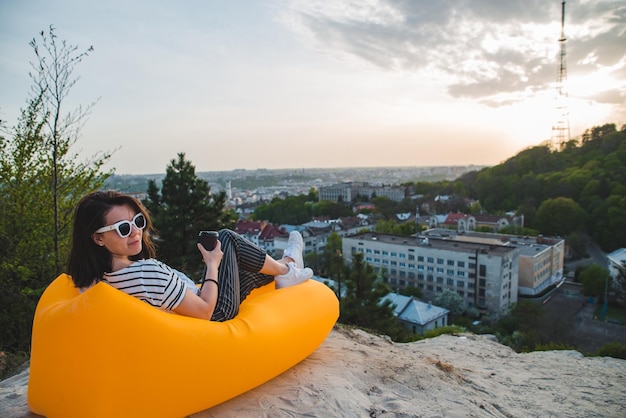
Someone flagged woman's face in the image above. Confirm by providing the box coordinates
[93,205,144,259]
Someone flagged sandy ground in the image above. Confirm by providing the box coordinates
[2,326,625,417]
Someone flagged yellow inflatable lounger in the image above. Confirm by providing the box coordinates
[28,274,339,418]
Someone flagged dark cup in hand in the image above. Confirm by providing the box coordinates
[198,231,219,251]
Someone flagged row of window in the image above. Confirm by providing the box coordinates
[388,279,477,299]
[385,272,478,288]
[364,247,472,267]
[365,256,482,279]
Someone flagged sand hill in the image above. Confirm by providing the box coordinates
[2,326,625,417]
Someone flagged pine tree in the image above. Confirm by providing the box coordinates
[339,252,404,339]
[143,153,236,276]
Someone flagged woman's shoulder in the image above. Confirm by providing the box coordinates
[130,258,174,272]
[104,259,176,283]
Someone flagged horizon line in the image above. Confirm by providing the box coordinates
[109,163,490,177]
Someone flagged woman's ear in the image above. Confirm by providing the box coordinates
[92,234,105,247]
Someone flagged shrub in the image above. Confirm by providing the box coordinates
[595,342,626,359]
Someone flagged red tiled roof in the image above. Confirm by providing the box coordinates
[444,213,468,224]
[259,224,284,240]
[235,220,263,234]
[473,214,507,223]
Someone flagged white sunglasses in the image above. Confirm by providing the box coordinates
[95,213,146,238]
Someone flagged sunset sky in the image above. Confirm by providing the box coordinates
[1,0,624,174]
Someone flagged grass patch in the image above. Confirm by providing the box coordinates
[0,351,29,380]
[594,303,626,324]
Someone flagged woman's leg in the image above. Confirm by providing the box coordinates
[259,256,289,276]
[258,229,306,274]
[210,229,312,320]
[210,229,274,321]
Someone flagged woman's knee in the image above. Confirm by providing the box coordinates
[218,229,236,241]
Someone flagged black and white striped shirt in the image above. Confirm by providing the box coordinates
[103,259,196,311]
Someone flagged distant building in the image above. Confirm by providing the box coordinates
[318,183,353,203]
[235,220,265,247]
[383,293,449,335]
[274,227,318,259]
[342,232,519,313]
[235,220,284,257]
[257,224,283,257]
[607,248,626,281]
[318,182,407,203]
[416,214,438,229]
[440,212,524,233]
[357,184,406,202]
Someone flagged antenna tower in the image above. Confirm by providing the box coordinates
[552,1,571,149]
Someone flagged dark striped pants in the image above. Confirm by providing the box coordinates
[210,229,274,321]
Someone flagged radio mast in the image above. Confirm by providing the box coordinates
[552,1,571,149]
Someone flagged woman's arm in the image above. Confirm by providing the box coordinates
[172,241,223,320]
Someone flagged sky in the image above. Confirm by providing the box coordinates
[0,0,624,175]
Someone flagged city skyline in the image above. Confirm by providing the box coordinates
[1,0,624,174]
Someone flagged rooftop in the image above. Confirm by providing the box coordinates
[421,228,562,257]
[383,293,449,326]
[347,232,518,256]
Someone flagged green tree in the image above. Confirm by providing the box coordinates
[565,231,587,259]
[339,253,404,339]
[143,153,236,275]
[252,195,312,225]
[468,201,482,214]
[533,197,586,236]
[399,285,423,298]
[304,251,323,276]
[0,27,110,353]
[433,288,465,317]
[592,194,626,251]
[375,219,417,236]
[311,200,352,219]
[496,300,544,351]
[0,98,46,350]
[499,224,539,236]
[322,232,344,298]
[371,196,397,220]
[579,264,610,301]
[615,261,626,300]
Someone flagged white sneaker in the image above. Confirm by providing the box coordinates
[275,262,313,289]
[283,230,304,268]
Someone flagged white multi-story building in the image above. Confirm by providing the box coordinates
[421,229,564,296]
[342,232,519,313]
[514,237,565,296]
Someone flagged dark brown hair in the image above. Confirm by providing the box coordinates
[67,190,156,288]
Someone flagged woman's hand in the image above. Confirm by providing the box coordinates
[197,240,223,277]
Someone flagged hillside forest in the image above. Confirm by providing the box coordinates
[456,123,626,253]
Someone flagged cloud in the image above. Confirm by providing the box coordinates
[280,0,625,107]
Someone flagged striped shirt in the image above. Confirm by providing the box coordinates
[103,259,197,311]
